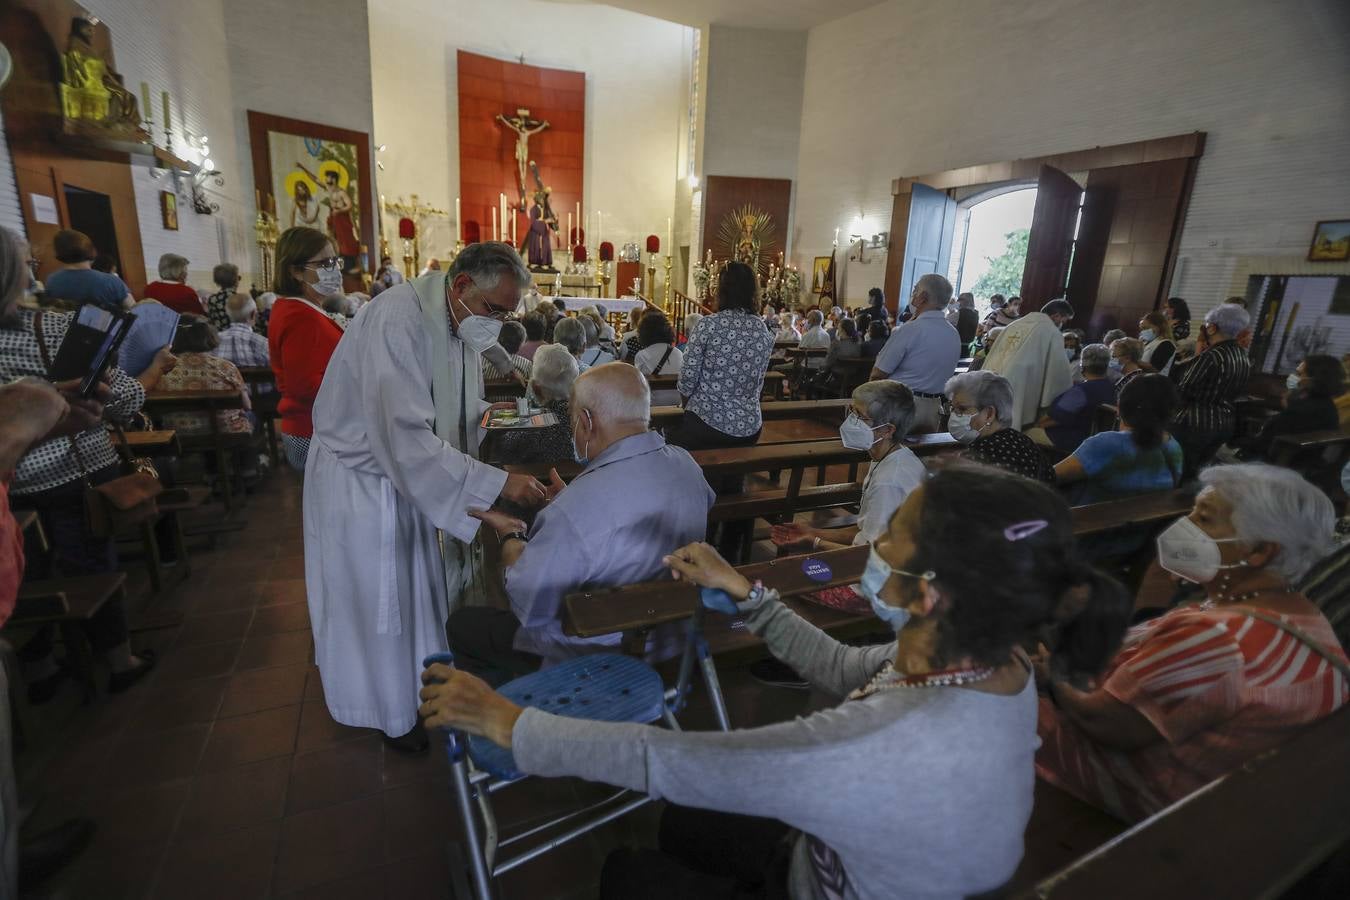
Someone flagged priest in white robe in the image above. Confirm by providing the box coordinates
[981,298,1076,430]
[302,242,548,750]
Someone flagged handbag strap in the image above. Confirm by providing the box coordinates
[651,344,675,376]
[1233,606,1350,679]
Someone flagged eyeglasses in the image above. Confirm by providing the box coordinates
[303,257,341,271]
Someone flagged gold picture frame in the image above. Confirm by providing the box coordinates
[811,256,831,294]
[160,190,178,231]
[1307,219,1350,262]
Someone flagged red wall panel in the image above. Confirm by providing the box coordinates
[457,50,585,248]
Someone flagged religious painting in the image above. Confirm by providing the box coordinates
[812,257,832,294]
[160,190,178,231]
[1307,219,1350,262]
[247,111,375,278]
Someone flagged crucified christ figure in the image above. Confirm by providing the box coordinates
[495,107,550,211]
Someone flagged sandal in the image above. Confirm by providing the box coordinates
[108,649,157,694]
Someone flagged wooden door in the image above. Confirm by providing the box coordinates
[897,183,956,310]
[1019,165,1081,308]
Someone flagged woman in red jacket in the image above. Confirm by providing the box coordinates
[268,226,345,471]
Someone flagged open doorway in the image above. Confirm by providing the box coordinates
[63,185,123,274]
[949,185,1038,317]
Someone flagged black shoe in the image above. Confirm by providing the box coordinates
[26,666,69,705]
[19,818,95,890]
[748,658,809,690]
[108,649,157,694]
[383,721,429,754]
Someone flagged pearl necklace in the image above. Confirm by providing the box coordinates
[1206,572,1291,606]
[849,661,995,700]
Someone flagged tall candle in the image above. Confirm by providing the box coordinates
[492,206,498,241]
[511,213,517,247]
[141,82,152,120]
[255,188,261,210]
[455,197,461,242]
[161,91,170,131]
[567,213,572,248]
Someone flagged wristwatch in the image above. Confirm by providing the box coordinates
[503,531,529,544]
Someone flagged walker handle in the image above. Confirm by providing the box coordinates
[422,652,463,761]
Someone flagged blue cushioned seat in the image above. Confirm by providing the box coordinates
[465,653,665,781]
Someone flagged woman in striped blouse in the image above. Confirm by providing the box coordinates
[1169,303,1252,478]
[1035,463,1347,822]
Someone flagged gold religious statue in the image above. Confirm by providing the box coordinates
[495,108,550,211]
[61,17,143,133]
[715,204,775,275]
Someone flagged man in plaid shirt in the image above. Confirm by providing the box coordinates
[213,294,271,369]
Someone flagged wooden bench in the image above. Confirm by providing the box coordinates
[1021,703,1350,899]
[646,371,788,401]
[142,389,255,511]
[1271,428,1350,490]
[1069,489,1194,537]
[649,398,853,432]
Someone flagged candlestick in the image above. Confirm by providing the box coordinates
[667,217,673,255]
[492,206,498,241]
[161,91,171,131]
[455,197,461,242]
[511,213,517,247]
[597,211,603,247]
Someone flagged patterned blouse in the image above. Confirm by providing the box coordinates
[205,290,232,331]
[677,310,774,438]
[0,308,145,494]
[962,427,1055,483]
[154,352,253,436]
[1036,598,1347,821]
[1171,339,1251,446]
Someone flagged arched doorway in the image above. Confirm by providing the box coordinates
[948,183,1038,317]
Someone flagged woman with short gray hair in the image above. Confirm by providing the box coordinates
[143,252,204,315]
[552,316,586,363]
[772,379,926,558]
[1170,302,1253,477]
[944,370,1054,482]
[493,344,578,465]
[577,313,617,368]
[1036,462,1346,823]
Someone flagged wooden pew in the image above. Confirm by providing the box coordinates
[562,488,1198,664]
[649,398,852,432]
[141,389,254,511]
[646,371,788,401]
[1271,428,1350,486]
[1022,704,1350,899]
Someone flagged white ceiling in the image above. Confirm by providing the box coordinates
[546,0,890,30]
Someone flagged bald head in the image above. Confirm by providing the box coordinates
[226,292,257,323]
[572,362,650,427]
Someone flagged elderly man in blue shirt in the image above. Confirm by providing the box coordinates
[448,362,715,684]
[869,273,962,432]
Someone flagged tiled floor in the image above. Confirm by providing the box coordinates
[19,467,827,899]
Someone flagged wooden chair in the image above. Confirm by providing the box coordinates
[7,574,129,702]
[142,390,256,512]
[238,367,280,467]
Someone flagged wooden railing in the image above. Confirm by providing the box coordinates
[669,289,714,341]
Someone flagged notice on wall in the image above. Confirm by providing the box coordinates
[29,194,58,225]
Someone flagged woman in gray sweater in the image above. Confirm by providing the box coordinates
[420,466,1130,899]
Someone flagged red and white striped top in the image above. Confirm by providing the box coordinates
[1037,597,1348,821]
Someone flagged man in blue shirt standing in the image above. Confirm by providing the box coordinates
[42,230,133,312]
[870,273,961,432]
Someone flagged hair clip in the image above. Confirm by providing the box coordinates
[1004,520,1049,542]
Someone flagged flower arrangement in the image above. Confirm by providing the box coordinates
[691,257,711,300]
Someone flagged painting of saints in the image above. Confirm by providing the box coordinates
[285,170,321,228]
[296,160,361,272]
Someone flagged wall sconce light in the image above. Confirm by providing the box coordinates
[151,131,222,214]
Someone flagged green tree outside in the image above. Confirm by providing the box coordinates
[970,228,1029,301]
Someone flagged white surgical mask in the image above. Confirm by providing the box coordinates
[839,412,884,451]
[453,291,504,355]
[1109,358,1124,371]
[571,409,592,465]
[1285,373,1301,392]
[947,411,985,445]
[1065,348,1075,360]
[311,266,344,297]
[1156,517,1248,584]
[1139,328,1156,343]
[857,546,930,631]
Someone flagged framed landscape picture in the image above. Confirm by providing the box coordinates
[1307,219,1350,262]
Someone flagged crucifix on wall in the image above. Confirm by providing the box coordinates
[495,108,549,211]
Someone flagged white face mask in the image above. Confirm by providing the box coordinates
[947,411,986,444]
[1156,517,1248,584]
[839,412,884,451]
[1139,328,1156,343]
[1065,348,1076,360]
[311,266,343,297]
[452,289,504,355]
[1286,372,1302,392]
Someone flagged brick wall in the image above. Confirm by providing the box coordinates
[794,0,1350,312]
